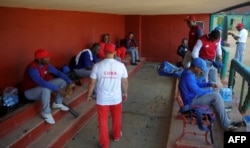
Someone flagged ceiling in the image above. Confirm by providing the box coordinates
[0,0,249,15]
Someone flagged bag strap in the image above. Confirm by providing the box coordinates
[180,104,209,131]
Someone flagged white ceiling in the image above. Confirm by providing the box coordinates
[0,0,249,15]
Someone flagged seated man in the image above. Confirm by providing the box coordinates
[179,58,241,130]
[98,33,126,63]
[176,38,188,67]
[21,49,74,124]
[125,32,140,65]
[177,38,188,59]
[74,43,100,78]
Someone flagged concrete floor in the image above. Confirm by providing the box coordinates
[66,63,176,148]
[65,30,250,148]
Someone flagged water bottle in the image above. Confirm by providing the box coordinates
[220,87,232,102]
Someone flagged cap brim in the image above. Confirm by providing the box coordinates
[202,67,208,73]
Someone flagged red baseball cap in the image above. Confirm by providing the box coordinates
[34,49,51,59]
[104,43,116,53]
[236,23,244,28]
[184,15,196,21]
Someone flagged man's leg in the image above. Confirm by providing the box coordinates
[192,92,231,129]
[208,65,218,83]
[236,43,246,62]
[24,87,51,114]
[234,44,241,62]
[74,68,91,78]
[134,47,140,61]
[97,105,110,148]
[182,50,192,69]
[110,103,122,140]
[116,47,126,63]
[49,78,67,104]
[126,48,136,63]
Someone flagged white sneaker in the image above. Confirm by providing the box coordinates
[52,102,69,111]
[41,113,55,124]
[113,131,122,142]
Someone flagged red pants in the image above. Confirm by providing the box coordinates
[97,103,122,148]
[116,47,126,63]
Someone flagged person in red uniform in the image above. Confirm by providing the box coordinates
[192,29,222,83]
[21,49,74,124]
[97,33,126,63]
[182,15,203,68]
[87,44,128,148]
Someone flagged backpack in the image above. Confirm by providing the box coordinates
[180,104,215,143]
[157,61,183,78]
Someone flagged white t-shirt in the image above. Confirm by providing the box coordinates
[238,28,248,43]
[90,59,128,105]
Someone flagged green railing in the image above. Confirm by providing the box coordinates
[220,46,229,80]
[228,59,250,113]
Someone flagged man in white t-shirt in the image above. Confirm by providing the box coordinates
[87,43,128,148]
[228,23,248,63]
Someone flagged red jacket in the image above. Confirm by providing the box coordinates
[199,35,220,60]
[97,41,106,59]
[188,25,202,51]
[21,61,53,92]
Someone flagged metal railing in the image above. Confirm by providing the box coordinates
[220,46,229,80]
[228,59,250,112]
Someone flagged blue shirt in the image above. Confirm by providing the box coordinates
[178,69,213,105]
[28,64,72,91]
[74,50,97,69]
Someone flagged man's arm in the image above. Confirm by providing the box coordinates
[192,40,202,58]
[87,78,96,102]
[125,38,130,49]
[48,64,72,84]
[216,41,222,61]
[121,77,128,102]
[228,32,239,40]
[197,28,203,38]
[28,67,59,91]
[132,38,138,47]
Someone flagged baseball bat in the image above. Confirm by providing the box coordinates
[62,102,79,118]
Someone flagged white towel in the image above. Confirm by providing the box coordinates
[75,49,93,65]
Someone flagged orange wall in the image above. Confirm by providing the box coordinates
[0,7,125,92]
[125,14,210,62]
[0,6,211,93]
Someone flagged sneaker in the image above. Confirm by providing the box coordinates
[113,132,122,142]
[41,113,55,124]
[227,121,243,131]
[225,106,232,113]
[136,59,141,62]
[131,63,137,66]
[52,103,69,111]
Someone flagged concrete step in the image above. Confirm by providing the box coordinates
[0,85,88,147]
[0,79,89,139]
[0,57,145,147]
[28,99,96,147]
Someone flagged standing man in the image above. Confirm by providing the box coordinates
[125,32,140,65]
[182,15,203,68]
[228,23,248,63]
[73,43,100,78]
[87,43,128,148]
[21,49,74,124]
[192,29,222,83]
